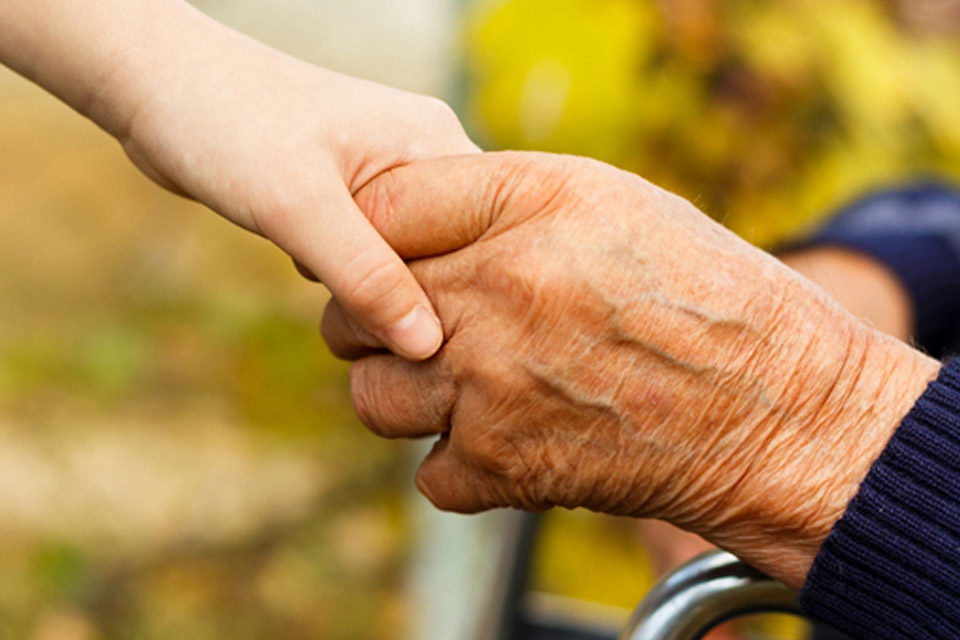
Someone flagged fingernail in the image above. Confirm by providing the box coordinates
[384,305,443,360]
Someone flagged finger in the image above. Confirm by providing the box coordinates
[354,151,543,259]
[266,179,443,361]
[321,297,382,361]
[292,259,319,282]
[415,437,493,514]
[349,354,456,439]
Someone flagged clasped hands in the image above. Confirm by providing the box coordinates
[2,0,941,597]
[323,152,939,589]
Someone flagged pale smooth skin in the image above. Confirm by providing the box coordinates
[324,152,940,589]
[0,0,479,359]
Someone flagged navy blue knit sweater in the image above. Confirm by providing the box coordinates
[794,183,960,638]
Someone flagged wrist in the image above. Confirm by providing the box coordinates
[780,247,913,342]
[83,0,229,139]
[0,0,205,138]
[709,312,938,588]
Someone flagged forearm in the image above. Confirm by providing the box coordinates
[0,0,225,137]
[780,184,960,357]
[780,247,913,342]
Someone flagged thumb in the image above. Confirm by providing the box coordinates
[354,151,539,260]
[268,181,443,361]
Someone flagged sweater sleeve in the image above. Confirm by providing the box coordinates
[787,182,960,358]
[799,359,960,639]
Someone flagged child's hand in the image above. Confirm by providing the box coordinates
[1,0,478,360]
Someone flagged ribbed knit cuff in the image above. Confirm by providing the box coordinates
[800,359,960,640]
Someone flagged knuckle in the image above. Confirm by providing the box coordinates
[351,358,429,438]
[478,250,563,317]
[415,470,447,510]
[459,432,512,475]
[326,337,355,361]
[409,96,477,154]
[494,251,543,288]
[422,96,459,125]
[356,171,400,232]
[349,362,381,435]
[249,182,314,243]
[320,305,344,347]
[479,152,583,222]
[340,247,410,319]
[343,311,381,350]
[251,202,292,243]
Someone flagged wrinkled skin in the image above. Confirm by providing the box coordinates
[324,152,938,587]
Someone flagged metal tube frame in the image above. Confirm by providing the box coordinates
[619,550,802,640]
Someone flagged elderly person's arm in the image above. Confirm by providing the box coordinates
[325,152,957,639]
[640,244,917,581]
[781,183,960,357]
[0,0,479,360]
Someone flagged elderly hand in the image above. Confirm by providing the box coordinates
[325,152,939,587]
[1,0,477,360]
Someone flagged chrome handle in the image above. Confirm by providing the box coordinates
[619,550,801,640]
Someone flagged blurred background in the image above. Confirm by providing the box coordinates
[2,0,960,638]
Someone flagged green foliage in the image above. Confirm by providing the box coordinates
[31,542,92,603]
[0,293,355,437]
